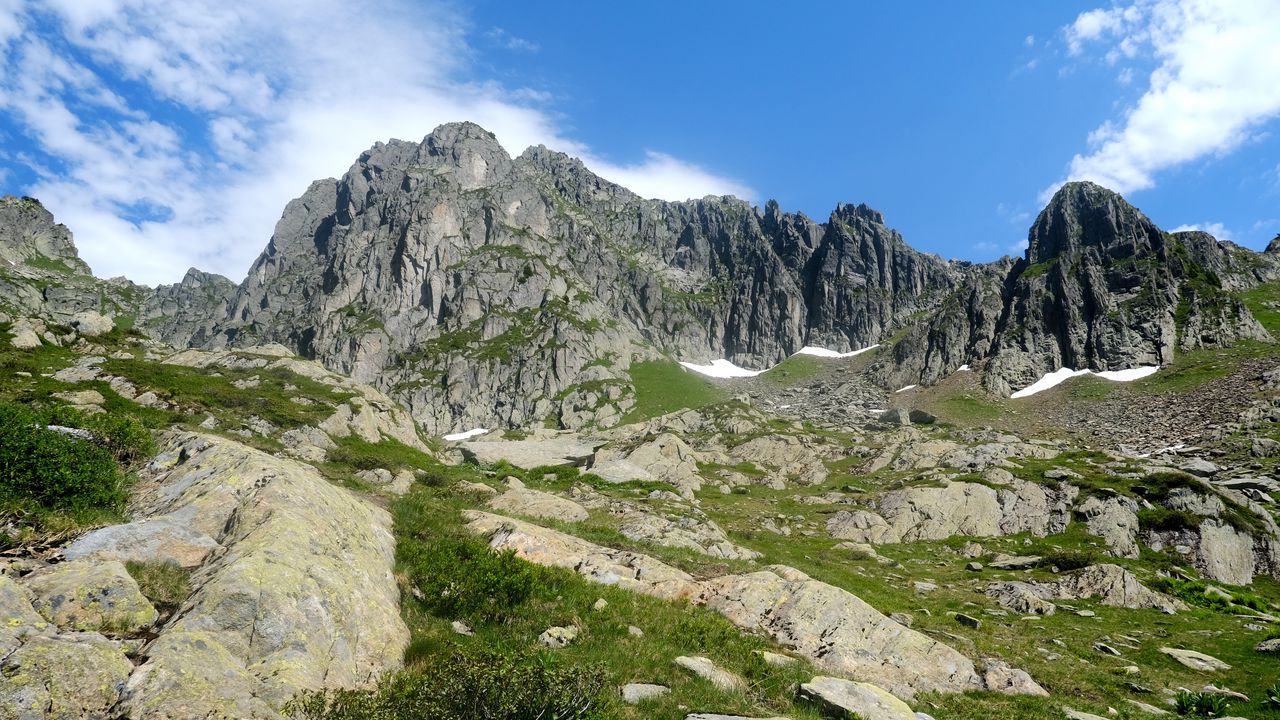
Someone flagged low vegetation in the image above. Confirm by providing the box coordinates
[622,360,728,423]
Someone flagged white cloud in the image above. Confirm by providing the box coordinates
[0,0,750,285]
[1170,221,1234,241]
[1024,34,1036,47]
[1052,0,1280,197]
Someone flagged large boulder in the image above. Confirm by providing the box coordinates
[797,676,917,719]
[461,436,596,469]
[0,632,133,720]
[618,512,761,560]
[24,560,158,634]
[700,568,982,700]
[1078,495,1140,558]
[62,514,221,569]
[1052,564,1186,614]
[488,487,589,523]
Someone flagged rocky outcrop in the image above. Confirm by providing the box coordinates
[987,564,1185,616]
[826,478,1075,545]
[138,268,238,348]
[10,432,412,719]
[465,510,984,701]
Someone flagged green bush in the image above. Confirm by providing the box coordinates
[286,648,609,720]
[1173,689,1231,716]
[1137,507,1203,532]
[1037,550,1096,571]
[0,402,129,513]
[1265,682,1280,710]
[43,404,154,468]
[400,535,538,623]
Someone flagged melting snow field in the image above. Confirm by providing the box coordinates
[443,427,490,441]
[895,384,918,393]
[1010,366,1159,399]
[794,344,880,359]
[680,345,880,379]
[678,359,765,378]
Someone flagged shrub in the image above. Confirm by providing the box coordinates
[1173,689,1231,716]
[400,535,538,623]
[1037,550,1096,571]
[1137,507,1203,532]
[43,404,154,468]
[0,402,128,513]
[285,648,610,720]
[1265,683,1280,710]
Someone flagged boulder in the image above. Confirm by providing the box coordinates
[0,632,133,720]
[621,683,669,704]
[24,559,158,634]
[798,676,917,720]
[69,310,114,337]
[1078,495,1140,558]
[674,655,744,691]
[118,432,409,713]
[618,512,760,560]
[1052,564,1186,614]
[538,625,578,648]
[462,436,596,469]
[464,511,703,601]
[985,582,1056,616]
[488,487,589,523]
[1159,646,1230,671]
[701,568,981,700]
[592,433,703,492]
[1180,458,1220,477]
[981,658,1049,696]
[62,514,221,569]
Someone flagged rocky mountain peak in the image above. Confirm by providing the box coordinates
[1025,180,1162,266]
[0,195,91,275]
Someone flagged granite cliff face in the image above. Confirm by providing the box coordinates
[877,182,1277,395]
[155,123,959,433]
[31,123,1273,433]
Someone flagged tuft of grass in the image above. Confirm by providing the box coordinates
[125,559,191,613]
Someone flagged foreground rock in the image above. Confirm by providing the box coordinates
[798,676,917,719]
[466,510,986,701]
[674,656,745,691]
[0,632,134,719]
[488,487,589,523]
[1159,647,1231,672]
[24,559,158,634]
[39,431,415,719]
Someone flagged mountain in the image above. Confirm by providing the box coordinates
[148,122,962,434]
[7,123,1278,436]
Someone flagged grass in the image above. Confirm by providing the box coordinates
[759,354,823,385]
[125,559,191,614]
[385,471,825,720]
[1240,281,1280,337]
[621,360,728,424]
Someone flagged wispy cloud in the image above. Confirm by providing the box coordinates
[486,27,540,53]
[1171,221,1235,241]
[1048,0,1280,198]
[0,2,751,285]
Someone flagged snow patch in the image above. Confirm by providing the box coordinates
[895,384,918,393]
[956,364,970,372]
[443,427,490,442]
[679,359,764,378]
[795,344,880,359]
[1010,365,1159,399]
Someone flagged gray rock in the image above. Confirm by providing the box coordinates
[488,487,589,523]
[674,655,744,691]
[621,683,669,704]
[797,676,918,719]
[1079,495,1140,558]
[1256,637,1280,653]
[1159,646,1231,671]
[462,437,596,469]
[62,515,221,569]
[538,625,578,649]
[981,658,1049,696]
[0,632,134,719]
[1180,458,1221,477]
[24,559,158,634]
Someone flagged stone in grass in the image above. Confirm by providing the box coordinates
[538,625,578,648]
[628,625,644,638]
[981,658,1049,696]
[1063,709,1109,720]
[451,620,474,636]
[798,676,917,720]
[754,650,797,667]
[593,598,608,610]
[674,655,745,691]
[1256,637,1280,654]
[621,683,669,704]
[966,562,984,571]
[685,715,792,720]
[953,612,981,629]
[25,559,158,634]
[1159,646,1231,672]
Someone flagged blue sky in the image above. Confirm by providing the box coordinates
[1,0,1278,284]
